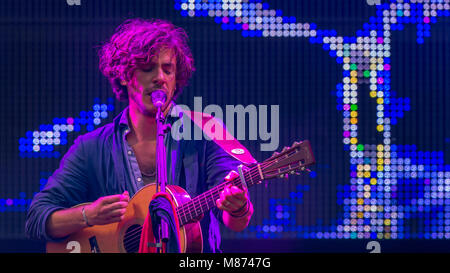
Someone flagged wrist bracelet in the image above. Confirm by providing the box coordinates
[230,201,250,218]
[82,206,93,227]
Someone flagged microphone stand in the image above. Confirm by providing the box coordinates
[154,96,171,253]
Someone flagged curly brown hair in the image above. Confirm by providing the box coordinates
[98,18,195,101]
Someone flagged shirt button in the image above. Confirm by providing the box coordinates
[137,177,142,182]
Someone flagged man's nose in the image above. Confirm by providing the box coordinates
[152,67,166,86]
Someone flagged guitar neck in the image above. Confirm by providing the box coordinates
[175,140,314,226]
[176,166,261,226]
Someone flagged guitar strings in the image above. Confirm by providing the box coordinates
[176,159,278,223]
[176,174,243,222]
[123,227,143,250]
[176,153,304,223]
[124,226,143,241]
[176,160,276,221]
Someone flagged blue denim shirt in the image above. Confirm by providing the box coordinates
[25,105,242,253]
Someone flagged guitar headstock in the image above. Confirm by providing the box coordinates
[261,140,315,180]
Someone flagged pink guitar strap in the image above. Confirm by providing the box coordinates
[182,110,257,165]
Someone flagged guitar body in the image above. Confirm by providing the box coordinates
[46,183,203,253]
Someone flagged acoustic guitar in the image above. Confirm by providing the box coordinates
[46,140,315,253]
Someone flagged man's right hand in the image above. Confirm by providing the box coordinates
[46,191,130,239]
[84,191,130,226]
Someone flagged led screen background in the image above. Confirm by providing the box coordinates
[0,0,449,252]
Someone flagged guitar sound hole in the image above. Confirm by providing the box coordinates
[123,224,142,253]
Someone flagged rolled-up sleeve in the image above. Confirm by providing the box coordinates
[25,136,91,241]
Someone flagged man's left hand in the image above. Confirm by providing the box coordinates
[216,170,249,214]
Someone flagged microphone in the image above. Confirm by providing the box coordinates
[150,90,167,108]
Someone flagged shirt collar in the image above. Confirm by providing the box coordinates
[118,106,130,129]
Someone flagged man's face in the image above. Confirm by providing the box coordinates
[126,48,177,117]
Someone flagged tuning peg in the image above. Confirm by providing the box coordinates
[293,141,303,147]
[291,168,311,176]
[279,173,289,180]
[301,167,311,173]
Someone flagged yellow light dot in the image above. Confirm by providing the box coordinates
[350,118,358,124]
[364,171,371,178]
[370,91,377,98]
[377,158,384,164]
[357,199,364,205]
[384,219,391,226]
[370,64,377,70]
[377,165,384,171]
[377,151,384,158]
[350,77,358,84]
[377,145,384,151]
[350,70,358,77]
[350,111,358,118]
[350,137,358,144]
[357,212,364,218]
[384,233,391,239]
[377,98,384,104]
[377,125,384,132]
[357,172,364,178]
[370,178,377,185]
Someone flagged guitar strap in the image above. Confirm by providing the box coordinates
[181,110,257,165]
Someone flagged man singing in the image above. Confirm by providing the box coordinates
[25,18,254,253]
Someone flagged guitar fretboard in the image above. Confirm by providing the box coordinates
[176,166,261,226]
[175,140,313,226]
